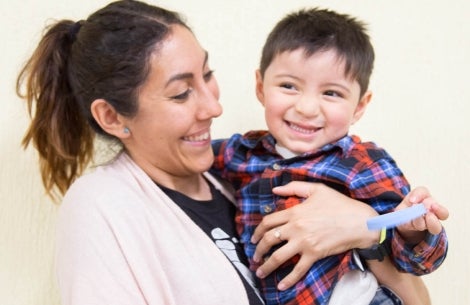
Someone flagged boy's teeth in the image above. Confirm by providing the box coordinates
[289,123,316,134]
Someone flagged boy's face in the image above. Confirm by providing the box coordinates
[256,48,371,154]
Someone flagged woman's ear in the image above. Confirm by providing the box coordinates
[352,90,372,125]
[90,99,130,139]
[255,70,266,106]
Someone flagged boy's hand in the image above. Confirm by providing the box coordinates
[395,186,449,244]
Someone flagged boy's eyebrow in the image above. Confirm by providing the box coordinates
[326,83,351,91]
[274,73,301,80]
[275,73,353,92]
[324,82,352,93]
[165,51,209,87]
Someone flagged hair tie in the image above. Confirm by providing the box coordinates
[68,21,83,42]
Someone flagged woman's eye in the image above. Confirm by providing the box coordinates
[171,88,193,100]
[203,70,214,82]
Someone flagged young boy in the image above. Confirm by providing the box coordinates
[211,8,448,305]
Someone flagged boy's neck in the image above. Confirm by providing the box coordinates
[275,144,299,159]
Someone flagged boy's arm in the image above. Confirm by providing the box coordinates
[389,187,449,274]
[210,135,248,190]
[211,138,228,175]
[391,228,447,274]
[349,156,448,275]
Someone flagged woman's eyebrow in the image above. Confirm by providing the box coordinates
[165,51,209,87]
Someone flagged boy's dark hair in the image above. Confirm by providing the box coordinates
[259,8,374,96]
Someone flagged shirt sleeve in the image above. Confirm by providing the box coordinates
[390,228,448,275]
[210,135,249,190]
[347,151,448,275]
[211,138,229,175]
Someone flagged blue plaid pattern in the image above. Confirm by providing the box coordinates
[211,131,448,305]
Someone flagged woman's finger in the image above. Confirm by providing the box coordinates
[272,181,326,198]
[255,238,302,279]
[276,254,318,291]
[253,226,289,263]
[251,209,290,244]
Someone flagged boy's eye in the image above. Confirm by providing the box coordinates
[280,83,296,90]
[324,90,342,98]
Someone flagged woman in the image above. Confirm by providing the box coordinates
[16,1,446,304]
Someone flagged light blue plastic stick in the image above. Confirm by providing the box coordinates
[367,203,427,231]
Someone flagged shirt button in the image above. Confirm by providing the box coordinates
[272,163,281,170]
[414,248,425,257]
[263,205,273,213]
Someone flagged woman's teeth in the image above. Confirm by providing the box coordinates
[183,132,210,142]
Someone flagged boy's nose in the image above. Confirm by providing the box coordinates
[294,95,320,117]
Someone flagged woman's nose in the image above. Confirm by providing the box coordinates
[197,82,222,120]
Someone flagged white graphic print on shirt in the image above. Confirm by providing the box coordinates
[211,227,264,302]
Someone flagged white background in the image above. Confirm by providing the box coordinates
[1,0,468,304]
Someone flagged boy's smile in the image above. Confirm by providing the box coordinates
[256,48,371,155]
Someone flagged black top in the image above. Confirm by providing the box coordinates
[158,182,265,305]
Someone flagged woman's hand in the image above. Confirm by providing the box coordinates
[251,181,380,290]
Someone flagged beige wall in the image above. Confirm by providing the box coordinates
[1,0,468,304]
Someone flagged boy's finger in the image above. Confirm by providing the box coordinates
[411,216,427,231]
[406,186,431,204]
[425,213,443,235]
[431,204,449,221]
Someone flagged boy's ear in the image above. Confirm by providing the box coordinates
[352,90,372,124]
[255,69,266,106]
[90,99,130,139]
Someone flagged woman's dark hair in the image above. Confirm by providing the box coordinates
[16,0,188,198]
[259,8,375,97]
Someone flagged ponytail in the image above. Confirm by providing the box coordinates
[17,20,94,200]
[17,0,189,200]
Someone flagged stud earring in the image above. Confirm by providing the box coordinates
[123,127,130,134]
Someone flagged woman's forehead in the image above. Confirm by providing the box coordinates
[139,25,209,93]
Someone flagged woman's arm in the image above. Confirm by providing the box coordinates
[252,182,449,290]
[251,181,381,289]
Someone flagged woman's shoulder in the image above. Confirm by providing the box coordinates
[60,160,145,219]
[65,164,125,197]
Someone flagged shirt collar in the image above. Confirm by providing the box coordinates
[239,131,358,158]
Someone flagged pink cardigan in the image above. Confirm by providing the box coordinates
[56,152,249,305]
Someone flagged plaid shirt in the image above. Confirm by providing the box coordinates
[211,131,448,305]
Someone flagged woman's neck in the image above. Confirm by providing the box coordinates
[125,150,212,201]
[161,174,212,201]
